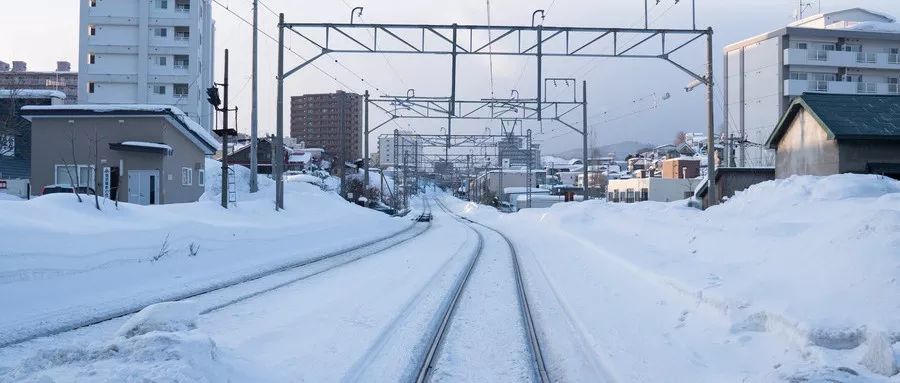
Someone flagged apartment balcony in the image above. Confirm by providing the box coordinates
[785,79,900,96]
[784,48,900,70]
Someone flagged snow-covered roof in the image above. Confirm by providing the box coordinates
[120,141,173,151]
[789,8,895,28]
[0,89,66,99]
[503,187,551,194]
[20,104,220,153]
[288,153,313,164]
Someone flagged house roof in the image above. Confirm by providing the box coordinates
[19,104,219,155]
[766,93,900,148]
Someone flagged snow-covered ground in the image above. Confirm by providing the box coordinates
[2,171,898,382]
[0,160,406,348]
[443,173,900,381]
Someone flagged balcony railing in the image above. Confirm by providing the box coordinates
[890,54,900,64]
[808,50,828,61]
[174,33,190,41]
[173,64,189,69]
[857,82,878,94]
[889,83,900,94]
[857,52,877,64]
[810,80,828,92]
[175,4,190,12]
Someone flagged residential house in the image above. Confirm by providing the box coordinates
[607,177,697,203]
[0,90,67,197]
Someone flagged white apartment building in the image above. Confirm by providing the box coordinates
[724,8,900,167]
[78,0,215,130]
[378,131,423,166]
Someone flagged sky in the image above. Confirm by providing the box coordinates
[2,0,899,155]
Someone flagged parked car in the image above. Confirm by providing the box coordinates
[41,184,96,196]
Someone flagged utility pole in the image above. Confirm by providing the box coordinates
[582,81,590,200]
[249,0,259,193]
[526,128,532,208]
[363,90,370,195]
[705,28,717,206]
[339,92,346,199]
[220,50,231,209]
[275,13,285,210]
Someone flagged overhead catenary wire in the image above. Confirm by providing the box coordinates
[212,0,367,93]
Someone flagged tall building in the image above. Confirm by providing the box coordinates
[78,0,215,130]
[724,8,900,167]
[378,130,423,167]
[290,91,363,166]
[0,61,78,104]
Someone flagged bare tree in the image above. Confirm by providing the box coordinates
[0,89,30,159]
[88,128,103,210]
[59,124,83,203]
[674,131,687,145]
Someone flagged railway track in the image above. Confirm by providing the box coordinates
[0,200,434,349]
[416,198,549,382]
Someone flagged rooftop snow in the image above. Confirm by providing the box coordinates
[0,89,66,99]
[119,141,173,151]
[21,104,220,149]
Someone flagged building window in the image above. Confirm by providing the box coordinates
[198,169,205,186]
[154,27,168,37]
[793,42,808,50]
[158,56,167,66]
[175,0,190,12]
[181,167,193,186]
[626,188,635,203]
[90,0,96,7]
[173,83,189,97]
[156,0,168,9]
[55,165,94,187]
[789,72,808,80]
[88,53,96,64]
[152,85,166,95]
[640,188,649,201]
[88,82,95,93]
[174,27,190,41]
[88,25,96,36]
[173,55,189,69]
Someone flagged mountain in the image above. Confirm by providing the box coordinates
[553,141,656,160]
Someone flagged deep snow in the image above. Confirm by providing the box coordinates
[443,173,900,381]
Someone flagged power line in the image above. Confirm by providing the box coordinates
[486,0,495,98]
[211,0,361,92]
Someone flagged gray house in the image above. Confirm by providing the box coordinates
[766,93,900,179]
[21,105,218,204]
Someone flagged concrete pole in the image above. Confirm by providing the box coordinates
[582,80,590,200]
[706,28,717,206]
[339,92,346,199]
[221,49,230,209]
[363,91,370,196]
[249,0,259,193]
[275,13,285,210]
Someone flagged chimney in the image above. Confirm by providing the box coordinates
[11,61,26,72]
[56,61,71,72]
[0,61,9,72]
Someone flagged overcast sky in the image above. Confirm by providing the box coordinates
[2,0,898,154]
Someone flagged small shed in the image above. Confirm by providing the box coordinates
[766,93,900,179]
[22,105,218,204]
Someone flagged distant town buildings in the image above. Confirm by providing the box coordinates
[0,61,78,104]
[724,8,900,167]
[497,133,540,168]
[290,91,363,167]
[78,0,215,130]
[378,130,423,167]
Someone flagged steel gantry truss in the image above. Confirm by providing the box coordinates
[362,88,588,200]
[273,13,716,209]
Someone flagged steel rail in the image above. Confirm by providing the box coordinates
[0,202,434,349]
[416,198,548,382]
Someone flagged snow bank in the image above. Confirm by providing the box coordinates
[1,302,249,382]
[0,159,406,349]
[115,301,200,338]
[446,173,900,378]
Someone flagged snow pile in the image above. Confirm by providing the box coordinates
[0,159,406,350]
[0,302,245,382]
[114,301,200,338]
[446,173,900,379]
